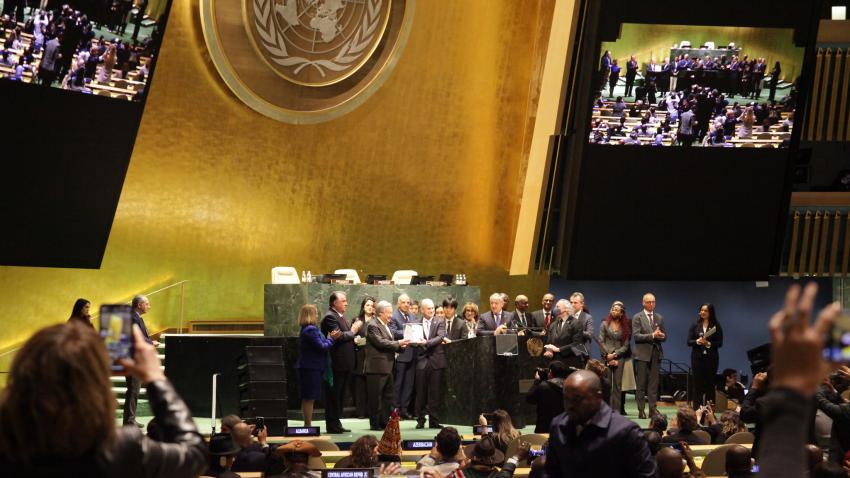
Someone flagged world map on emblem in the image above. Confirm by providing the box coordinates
[248,0,392,85]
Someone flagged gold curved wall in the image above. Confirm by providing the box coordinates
[0,0,554,371]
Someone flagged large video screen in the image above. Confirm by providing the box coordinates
[0,0,166,101]
[588,24,804,148]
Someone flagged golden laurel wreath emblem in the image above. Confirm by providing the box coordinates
[251,0,385,83]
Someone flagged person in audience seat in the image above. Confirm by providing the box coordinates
[265,440,321,478]
[207,433,242,478]
[230,422,270,472]
[461,435,506,478]
[478,409,521,456]
[725,445,755,478]
[335,434,378,469]
[0,322,207,477]
[416,426,463,472]
[662,407,709,445]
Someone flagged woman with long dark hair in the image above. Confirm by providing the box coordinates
[687,303,724,408]
[599,301,632,415]
[68,298,93,328]
[352,296,376,418]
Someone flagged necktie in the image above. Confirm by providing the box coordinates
[544,312,551,328]
[447,318,453,334]
[424,320,430,339]
[338,312,348,329]
[495,314,500,327]
[648,312,654,329]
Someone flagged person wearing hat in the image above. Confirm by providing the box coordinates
[265,440,322,478]
[460,435,505,478]
[207,433,242,478]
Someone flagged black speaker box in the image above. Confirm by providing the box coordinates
[747,343,771,375]
[246,346,284,364]
[240,399,287,417]
[239,381,287,400]
[238,363,285,381]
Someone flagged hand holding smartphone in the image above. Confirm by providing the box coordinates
[99,304,134,374]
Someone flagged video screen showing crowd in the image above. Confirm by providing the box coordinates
[0,0,165,101]
[589,27,803,148]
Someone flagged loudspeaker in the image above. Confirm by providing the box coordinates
[239,380,287,399]
[246,346,284,364]
[238,363,285,381]
[660,371,689,398]
[240,399,287,417]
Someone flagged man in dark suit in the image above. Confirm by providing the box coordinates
[443,297,465,341]
[569,292,594,355]
[389,293,418,418]
[632,292,666,419]
[510,294,537,335]
[124,295,158,426]
[625,55,638,97]
[365,301,410,430]
[544,300,590,370]
[531,293,556,330]
[526,360,568,433]
[414,299,447,429]
[320,291,362,433]
[477,293,513,335]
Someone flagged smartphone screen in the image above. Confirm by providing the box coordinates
[99,304,134,373]
[824,312,850,363]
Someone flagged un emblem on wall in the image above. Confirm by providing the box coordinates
[200,0,413,123]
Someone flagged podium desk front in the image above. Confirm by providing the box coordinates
[440,335,548,429]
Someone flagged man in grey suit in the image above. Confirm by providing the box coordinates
[477,293,513,335]
[365,301,411,430]
[414,299,447,429]
[531,293,556,331]
[443,297,465,341]
[677,107,697,146]
[38,35,62,85]
[390,294,418,418]
[632,292,667,419]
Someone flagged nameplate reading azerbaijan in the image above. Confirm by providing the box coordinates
[321,469,373,478]
[285,426,321,436]
[402,440,436,450]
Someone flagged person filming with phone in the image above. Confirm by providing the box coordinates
[0,321,207,477]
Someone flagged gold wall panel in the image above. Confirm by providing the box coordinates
[0,0,555,365]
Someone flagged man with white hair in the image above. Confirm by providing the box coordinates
[414,299,446,429]
[366,301,410,430]
[477,293,513,335]
[544,299,590,370]
[390,293,419,418]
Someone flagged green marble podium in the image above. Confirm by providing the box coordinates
[264,283,480,337]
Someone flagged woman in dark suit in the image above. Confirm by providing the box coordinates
[599,300,631,415]
[295,304,341,426]
[687,303,723,408]
[352,296,375,419]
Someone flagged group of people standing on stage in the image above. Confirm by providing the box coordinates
[600,49,784,101]
[295,289,727,432]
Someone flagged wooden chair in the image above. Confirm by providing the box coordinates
[725,431,754,444]
[692,429,711,445]
[700,444,735,476]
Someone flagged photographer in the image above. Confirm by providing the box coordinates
[230,422,271,472]
[0,322,207,477]
[526,361,568,433]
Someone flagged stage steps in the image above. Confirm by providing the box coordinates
[112,339,166,421]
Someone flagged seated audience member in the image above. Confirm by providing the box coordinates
[207,433,241,478]
[815,368,850,463]
[479,410,520,455]
[644,431,663,456]
[721,368,746,402]
[0,322,207,477]
[695,403,723,443]
[718,410,748,443]
[221,414,242,434]
[650,413,669,435]
[462,435,506,478]
[230,422,270,472]
[526,360,568,433]
[335,435,378,468]
[725,445,754,478]
[655,447,703,478]
[740,369,769,457]
[612,96,626,117]
[546,370,657,477]
[585,359,611,405]
[492,442,532,478]
[806,443,825,474]
[265,440,321,478]
[417,427,463,472]
[662,407,708,445]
